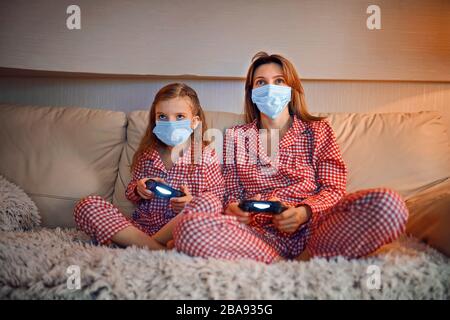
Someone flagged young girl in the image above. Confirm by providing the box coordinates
[74,83,224,249]
[172,52,409,263]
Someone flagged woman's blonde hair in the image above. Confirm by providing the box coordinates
[244,51,325,123]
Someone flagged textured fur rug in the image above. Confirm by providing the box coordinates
[0,175,448,299]
[0,228,448,299]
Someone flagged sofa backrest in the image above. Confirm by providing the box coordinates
[0,104,448,227]
[319,111,449,197]
[113,109,450,217]
[0,104,127,227]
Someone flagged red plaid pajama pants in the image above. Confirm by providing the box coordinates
[173,188,409,264]
[73,193,226,245]
[74,195,143,245]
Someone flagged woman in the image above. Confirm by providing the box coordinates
[172,52,408,263]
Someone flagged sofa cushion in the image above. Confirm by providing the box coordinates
[112,110,244,216]
[0,105,127,227]
[405,178,450,257]
[318,111,450,199]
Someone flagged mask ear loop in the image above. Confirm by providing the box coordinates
[189,116,203,166]
[191,116,203,146]
[191,115,200,130]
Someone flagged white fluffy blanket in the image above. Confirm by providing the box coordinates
[0,228,448,299]
[0,175,448,299]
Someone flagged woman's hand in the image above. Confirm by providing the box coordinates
[136,177,166,200]
[170,185,192,213]
[273,204,312,234]
[224,194,262,224]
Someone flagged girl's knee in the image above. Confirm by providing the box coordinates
[75,195,103,207]
[73,195,106,222]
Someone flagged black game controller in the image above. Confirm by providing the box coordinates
[238,200,287,214]
[145,179,185,199]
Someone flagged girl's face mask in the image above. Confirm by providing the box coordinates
[152,119,193,146]
[251,84,292,119]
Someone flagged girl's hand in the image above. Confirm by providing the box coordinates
[224,194,262,224]
[273,204,312,234]
[136,177,165,200]
[170,185,192,213]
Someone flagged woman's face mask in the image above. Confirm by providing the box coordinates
[153,119,193,146]
[251,84,292,120]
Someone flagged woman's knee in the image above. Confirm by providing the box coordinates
[364,188,409,229]
[174,213,206,241]
[173,213,217,252]
[183,192,223,215]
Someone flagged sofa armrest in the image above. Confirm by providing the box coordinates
[405,179,450,257]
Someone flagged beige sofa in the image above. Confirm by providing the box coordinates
[0,104,449,256]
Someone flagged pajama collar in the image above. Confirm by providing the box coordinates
[249,115,311,149]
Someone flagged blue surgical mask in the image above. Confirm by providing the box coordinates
[152,119,193,146]
[251,84,292,119]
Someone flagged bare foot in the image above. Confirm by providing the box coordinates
[166,240,175,249]
[271,256,285,263]
[296,248,312,261]
[366,242,400,257]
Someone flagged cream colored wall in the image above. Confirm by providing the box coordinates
[0,0,449,81]
[1,0,448,132]
[0,77,449,141]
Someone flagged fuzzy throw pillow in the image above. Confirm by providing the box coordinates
[0,175,41,231]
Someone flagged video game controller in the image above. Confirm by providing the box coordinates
[238,200,287,214]
[145,179,185,199]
